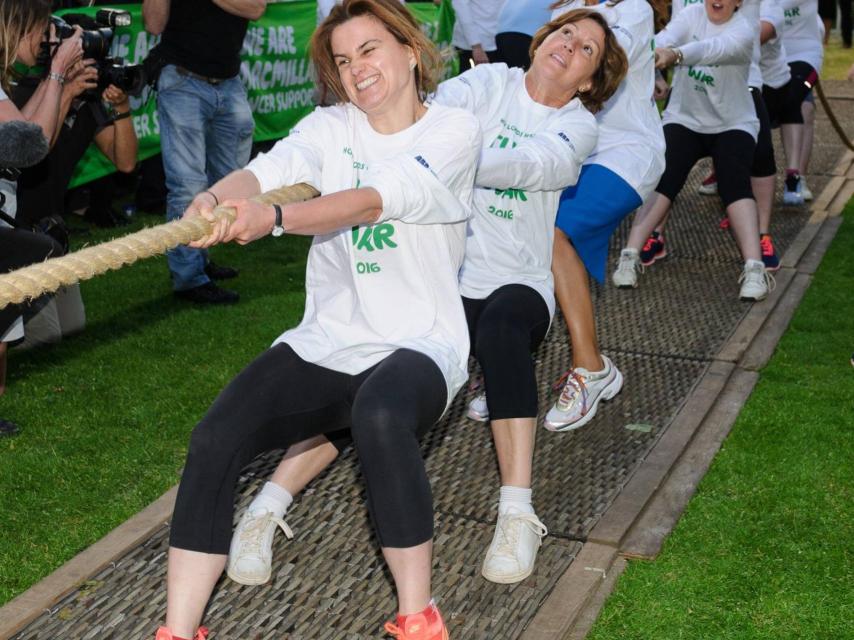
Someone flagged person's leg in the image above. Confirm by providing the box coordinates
[204,76,254,184]
[780,63,818,204]
[269,436,340,495]
[157,66,214,292]
[164,344,354,635]
[748,87,780,270]
[349,349,446,618]
[799,97,816,177]
[840,0,852,47]
[471,285,550,583]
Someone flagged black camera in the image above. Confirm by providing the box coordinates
[40,9,147,98]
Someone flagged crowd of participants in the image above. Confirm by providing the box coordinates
[0,0,845,638]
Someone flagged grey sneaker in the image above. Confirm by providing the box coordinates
[612,249,642,289]
[227,508,293,585]
[544,355,624,431]
[481,510,548,584]
[738,259,775,301]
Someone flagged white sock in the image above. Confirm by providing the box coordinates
[247,481,293,519]
[498,485,534,515]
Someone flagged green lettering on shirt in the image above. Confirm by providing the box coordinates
[494,188,528,201]
[351,223,398,252]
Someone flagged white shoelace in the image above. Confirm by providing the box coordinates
[492,512,548,558]
[237,510,293,556]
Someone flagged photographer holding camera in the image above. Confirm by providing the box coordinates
[12,9,139,233]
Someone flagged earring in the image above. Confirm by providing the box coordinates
[410,60,417,70]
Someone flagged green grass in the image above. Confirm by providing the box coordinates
[587,203,854,639]
[0,212,312,604]
[822,35,854,81]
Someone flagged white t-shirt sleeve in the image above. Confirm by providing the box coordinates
[678,14,754,67]
[433,63,508,124]
[360,108,482,225]
[760,0,785,35]
[476,107,598,192]
[0,86,8,101]
[655,8,695,49]
[244,107,328,193]
[452,0,486,48]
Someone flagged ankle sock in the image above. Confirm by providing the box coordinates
[248,481,293,518]
[499,485,534,515]
[785,170,800,191]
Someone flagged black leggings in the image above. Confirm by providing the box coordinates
[463,284,550,420]
[0,228,60,337]
[494,32,534,70]
[763,61,819,126]
[750,87,776,178]
[656,123,756,207]
[169,344,447,553]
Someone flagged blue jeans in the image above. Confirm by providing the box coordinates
[157,64,254,291]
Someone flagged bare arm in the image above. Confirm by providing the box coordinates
[142,0,170,35]
[212,0,267,20]
[93,87,138,173]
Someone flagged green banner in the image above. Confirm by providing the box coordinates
[60,1,455,188]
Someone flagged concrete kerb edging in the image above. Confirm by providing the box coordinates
[527,150,852,639]
[1,153,850,640]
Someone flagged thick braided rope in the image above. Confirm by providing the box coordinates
[0,183,320,309]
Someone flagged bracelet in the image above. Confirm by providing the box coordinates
[47,71,65,86]
[112,110,131,122]
[670,47,684,66]
[201,190,219,206]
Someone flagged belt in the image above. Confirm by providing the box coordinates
[175,66,227,85]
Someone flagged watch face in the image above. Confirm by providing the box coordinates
[272,226,285,237]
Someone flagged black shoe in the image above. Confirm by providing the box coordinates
[204,261,239,280]
[0,419,20,437]
[175,282,239,305]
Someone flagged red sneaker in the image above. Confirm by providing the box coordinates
[154,626,209,640]
[384,602,450,640]
[639,231,667,267]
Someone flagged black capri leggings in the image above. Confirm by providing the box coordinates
[763,61,818,126]
[750,86,776,178]
[169,344,447,553]
[463,284,550,420]
[656,123,756,207]
[0,228,61,337]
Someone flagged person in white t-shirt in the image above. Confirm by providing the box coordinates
[541,0,665,433]
[152,3,480,640]
[612,0,774,302]
[451,0,503,72]
[223,8,627,596]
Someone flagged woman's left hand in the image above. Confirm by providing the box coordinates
[220,199,277,245]
[653,47,677,70]
[102,84,130,109]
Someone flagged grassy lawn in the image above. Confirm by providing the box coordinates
[587,202,854,639]
[0,213,312,604]
[822,34,854,80]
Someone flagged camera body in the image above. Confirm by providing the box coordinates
[41,9,147,98]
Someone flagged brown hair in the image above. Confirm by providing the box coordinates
[551,0,668,36]
[530,8,628,114]
[0,0,51,92]
[310,0,442,104]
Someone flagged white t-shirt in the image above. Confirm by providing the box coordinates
[658,5,759,139]
[671,0,704,17]
[759,0,791,88]
[552,0,665,201]
[434,64,598,317]
[781,0,823,70]
[245,103,481,405]
[451,0,503,52]
[316,0,405,24]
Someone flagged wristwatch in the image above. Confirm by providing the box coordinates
[271,204,285,237]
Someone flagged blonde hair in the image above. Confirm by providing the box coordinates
[310,0,442,104]
[0,0,51,93]
[530,9,628,114]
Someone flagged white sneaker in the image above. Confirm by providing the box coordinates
[227,507,294,585]
[481,510,548,584]
[544,355,624,432]
[801,177,813,202]
[782,176,805,206]
[738,259,775,301]
[467,392,489,421]
[612,249,642,289]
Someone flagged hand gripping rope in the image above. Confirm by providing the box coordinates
[0,183,320,310]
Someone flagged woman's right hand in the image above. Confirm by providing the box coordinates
[184,192,231,249]
[50,26,84,76]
